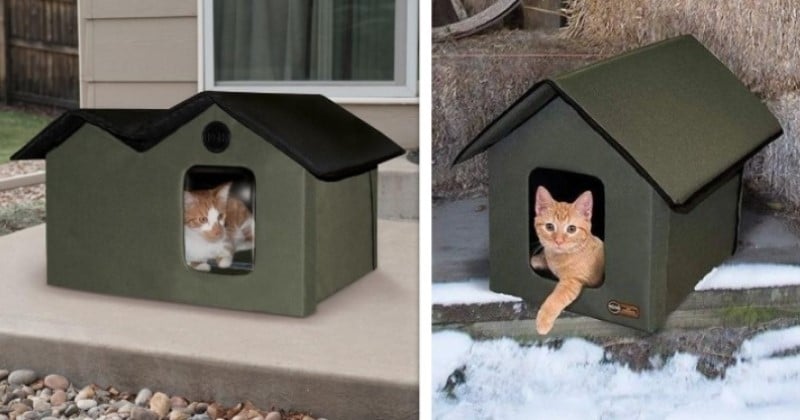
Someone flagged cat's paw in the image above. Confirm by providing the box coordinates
[193,262,211,272]
[535,310,555,335]
[217,256,233,269]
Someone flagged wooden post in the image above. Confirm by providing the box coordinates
[0,0,7,103]
[523,0,562,31]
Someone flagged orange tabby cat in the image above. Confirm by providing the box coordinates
[184,182,254,271]
[530,186,604,334]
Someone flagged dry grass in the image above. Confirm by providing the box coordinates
[563,0,800,99]
[435,2,800,205]
[745,92,800,218]
[462,0,498,16]
[433,30,605,198]
[0,200,45,236]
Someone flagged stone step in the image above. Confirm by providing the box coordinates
[378,154,419,220]
[434,285,800,341]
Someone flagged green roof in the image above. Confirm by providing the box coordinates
[454,35,782,211]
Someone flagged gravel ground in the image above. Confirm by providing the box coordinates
[0,370,321,420]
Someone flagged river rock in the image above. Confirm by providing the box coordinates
[264,412,281,420]
[131,407,160,420]
[148,392,170,418]
[134,389,152,407]
[30,398,49,412]
[64,404,79,417]
[204,404,220,420]
[49,390,66,407]
[169,397,187,410]
[8,370,37,386]
[21,411,40,420]
[193,403,207,415]
[75,386,95,401]
[117,402,134,416]
[168,410,189,420]
[43,374,68,391]
[76,399,98,410]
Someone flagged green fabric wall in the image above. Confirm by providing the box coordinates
[663,175,741,315]
[310,169,376,301]
[45,104,375,316]
[489,98,659,331]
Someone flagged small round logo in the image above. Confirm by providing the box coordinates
[203,121,230,153]
[607,300,621,314]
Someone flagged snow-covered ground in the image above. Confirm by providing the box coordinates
[432,263,800,306]
[433,327,800,419]
[696,263,800,290]
[432,279,521,305]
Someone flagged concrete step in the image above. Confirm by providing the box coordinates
[0,221,418,419]
[378,154,419,220]
[433,283,800,341]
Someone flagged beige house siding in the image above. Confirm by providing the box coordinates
[78,0,418,148]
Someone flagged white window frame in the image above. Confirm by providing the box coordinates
[198,0,418,104]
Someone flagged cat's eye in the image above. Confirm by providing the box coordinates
[200,216,208,223]
[567,225,577,234]
[545,223,555,232]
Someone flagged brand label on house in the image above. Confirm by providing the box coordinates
[607,300,640,319]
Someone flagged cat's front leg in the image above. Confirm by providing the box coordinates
[536,280,583,335]
[216,243,234,268]
[190,261,211,272]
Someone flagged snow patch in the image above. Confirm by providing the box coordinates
[432,279,522,305]
[431,331,473,391]
[433,327,800,419]
[696,264,800,290]
[739,326,800,360]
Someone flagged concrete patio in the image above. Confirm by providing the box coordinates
[0,220,418,419]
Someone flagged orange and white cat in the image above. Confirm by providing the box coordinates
[531,186,604,334]
[184,182,254,271]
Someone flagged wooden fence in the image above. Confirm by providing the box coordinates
[0,0,78,109]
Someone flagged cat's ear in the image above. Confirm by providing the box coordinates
[573,190,593,220]
[184,191,196,206]
[214,182,232,202]
[535,186,555,216]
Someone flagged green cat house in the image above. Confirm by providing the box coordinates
[453,35,782,332]
[12,91,403,317]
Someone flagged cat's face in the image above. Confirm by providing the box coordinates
[184,182,231,241]
[534,186,593,253]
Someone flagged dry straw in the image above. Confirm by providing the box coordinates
[745,92,800,215]
[432,31,602,198]
[563,0,800,99]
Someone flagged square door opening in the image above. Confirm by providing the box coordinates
[529,168,605,286]
[184,166,255,274]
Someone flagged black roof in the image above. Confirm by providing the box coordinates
[454,36,782,211]
[12,91,404,181]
